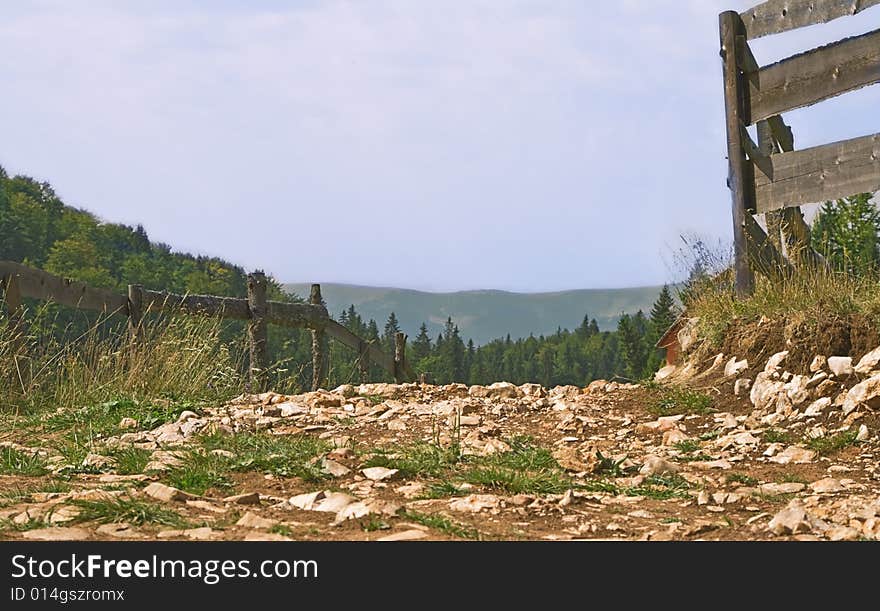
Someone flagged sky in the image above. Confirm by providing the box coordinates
[1,1,878,292]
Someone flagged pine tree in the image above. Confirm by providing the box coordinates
[412,323,432,363]
[649,285,677,339]
[812,193,880,275]
[383,312,401,352]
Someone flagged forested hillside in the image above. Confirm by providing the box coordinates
[0,165,678,387]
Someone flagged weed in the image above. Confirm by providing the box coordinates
[649,387,713,416]
[0,448,47,476]
[198,431,329,481]
[763,429,792,444]
[726,473,758,486]
[402,511,480,540]
[673,439,702,454]
[111,447,152,475]
[65,495,188,527]
[805,429,859,455]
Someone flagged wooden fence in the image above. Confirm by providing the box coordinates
[720,0,880,296]
[0,260,413,391]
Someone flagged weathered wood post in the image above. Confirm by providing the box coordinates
[247,272,269,392]
[720,10,755,298]
[357,338,369,383]
[310,284,327,391]
[127,284,144,342]
[2,273,24,354]
[393,332,407,383]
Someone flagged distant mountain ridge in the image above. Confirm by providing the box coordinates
[283,283,668,346]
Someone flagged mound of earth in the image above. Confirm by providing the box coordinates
[1,362,878,541]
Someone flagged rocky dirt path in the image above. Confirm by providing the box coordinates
[1,349,879,541]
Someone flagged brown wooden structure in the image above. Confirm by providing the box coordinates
[720,0,880,297]
[0,260,413,391]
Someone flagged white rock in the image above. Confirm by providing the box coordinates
[377,529,429,541]
[804,397,832,417]
[768,502,811,536]
[313,492,359,513]
[842,373,880,415]
[22,527,91,541]
[662,429,689,446]
[809,478,845,493]
[724,357,749,378]
[750,372,785,410]
[856,424,869,442]
[449,494,501,513]
[827,356,854,378]
[639,456,679,476]
[855,346,880,374]
[734,378,752,397]
[809,355,827,373]
[769,446,817,465]
[765,351,789,373]
[143,482,194,503]
[223,492,261,505]
[289,491,324,510]
[235,512,278,530]
[321,458,351,477]
[655,365,677,381]
[361,467,399,481]
[759,482,805,495]
[277,402,309,417]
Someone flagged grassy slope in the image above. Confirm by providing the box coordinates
[284,283,667,345]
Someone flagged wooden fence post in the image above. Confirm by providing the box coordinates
[357,339,369,383]
[127,284,144,342]
[720,11,755,298]
[247,272,269,392]
[310,284,327,391]
[2,274,24,354]
[394,332,407,383]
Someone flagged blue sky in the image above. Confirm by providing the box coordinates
[1,1,878,291]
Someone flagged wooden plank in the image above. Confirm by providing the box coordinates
[721,11,756,297]
[0,260,127,313]
[741,0,880,40]
[740,123,774,178]
[127,284,144,341]
[748,28,880,123]
[767,115,794,152]
[755,131,880,213]
[141,289,250,319]
[266,302,329,328]
[736,35,761,87]
[324,320,396,376]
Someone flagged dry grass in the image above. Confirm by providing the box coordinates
[0,304,245,416]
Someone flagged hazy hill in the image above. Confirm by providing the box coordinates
[284,283,667,345]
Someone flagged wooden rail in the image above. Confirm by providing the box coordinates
[0,260,411,390]
[720,0,880,296]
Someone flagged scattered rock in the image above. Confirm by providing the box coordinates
[321,458,352,477]
[236,512,278,530]
[827,357,854,378]
[223,492,261,505]
[809,355,827,373]
[724,357,748,378]
[768,502,811,536]
[377,529,428,541]
[769,446,817,465]
[449,494,501,513]
[734,378,752,397]
[362,467,399,481]
[842,373,880,415]
[809,478,845,494]
[855,346,880,374]
[22,527,90,541]
[639,456,679,476]
[143,482,195,503]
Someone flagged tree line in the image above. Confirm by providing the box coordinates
[1,165,679,390]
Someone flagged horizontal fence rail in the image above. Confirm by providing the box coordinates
[0,260,412,390]
[720,0,880,297]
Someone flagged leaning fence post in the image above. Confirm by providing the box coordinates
[394,332,407,383]
[247,272,269,392]
[2,273,24,354]
[127,284,144,342]
[310,284,327,391]
[719,11,755,298]
[357,339,369,383]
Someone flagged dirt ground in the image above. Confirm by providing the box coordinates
[2,350,878,542]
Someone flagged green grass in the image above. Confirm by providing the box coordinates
[649,387,713,417]
[726,473,758,486]
[0,479,70,507]
[198,431,329,481]
[164,451,233,495]
[269,524,294,537]
[363,443,461,478]
[673,439,702,454]
[763,429,792,444]
[111,447,153,475]
[402,511,480,540]
[625,474,692,500]
[64,495,188,527]
[593,451,629,477]
[361,516,391,532]
[0,447,48,476]
[805,429,860,455]
[420,481,468,499]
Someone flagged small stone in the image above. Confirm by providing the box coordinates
[856,424,869,442]
[223,492,261,505]
[184,527,219,540]
[289,491,324,510]
[362,467,399,481]
[95,523,141,539]
[809,355,827,373]
[842,373,880,414]
[759,482,805,495]
[321,458,352,477]
[143,482,195,503]
[804,397,832,417]
[769,446,817,465]
[809,478,844,493]
[639,456,679,477]
[23,527,90,541]
[768,502,811,536]
[734,378,752,397]
[724,357,749,378]
[449,494,501,513]
[662,429,689,446]
[235,512,279,530]
[313,492,359,513]
[827,357,853,378]
[82,453,113,469]
[765,351,789,373]
[377,529,429,541]
[118,417,139,429]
